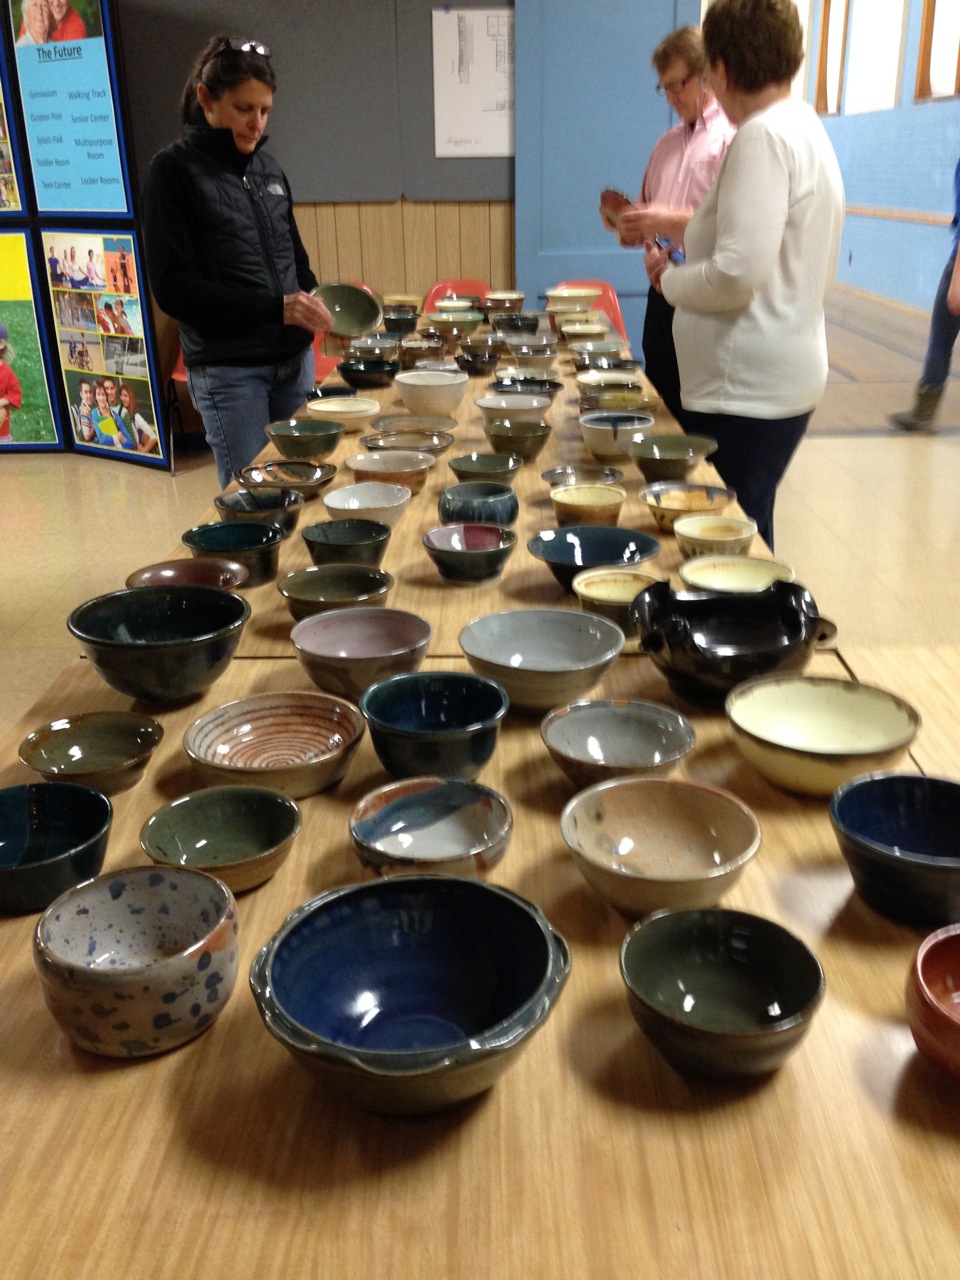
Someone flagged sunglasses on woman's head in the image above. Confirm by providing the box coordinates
[200,39,272,71]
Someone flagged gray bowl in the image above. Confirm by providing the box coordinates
[540,699,694,788]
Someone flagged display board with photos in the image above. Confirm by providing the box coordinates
[0,228,61,448]
[43,227,166,464]
[0,43,26,215]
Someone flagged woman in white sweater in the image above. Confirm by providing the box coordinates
[645,0,844,549]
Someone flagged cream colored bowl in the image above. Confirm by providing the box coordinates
[551,483,627,527]
[545,286,602,311]
[571,566,662,635]
[679,555,795,593]
[673,514,757,560]
[305,396,380,433]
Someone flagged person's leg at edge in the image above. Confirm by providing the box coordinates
[682,410,811,552]
[186,362,276,489]
[641,288,684,428]
[267,346,316,422]
[890,252,960,432]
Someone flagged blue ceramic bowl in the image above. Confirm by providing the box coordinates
[249,875,570,1113]
[0,783,112,914]
[527,524,661,593]
[438,481,519,528]
[422,523,518,583]
[831,774,960,926]
[182,520,284,586]
[360,670,509,780]
[67,586,250,705]
[301,517,391,567]
[214,486,304,535]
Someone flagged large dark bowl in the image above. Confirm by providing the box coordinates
[490,312,540,334]
[0,783,112,914]
[67,585,250,705]
[263,418,343,462]
[831,774,960,927]
[182,520,284,587]
[527,525,661,593]
[301,518,391,567]
[214,486,304,535]
[249,875,570,1113]
[338,358,401,390]
[630,579,836,703]
[455,349,500,377]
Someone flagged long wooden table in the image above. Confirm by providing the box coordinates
[0,350,957,1280]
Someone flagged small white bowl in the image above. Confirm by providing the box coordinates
[475,394,552,425]
[305,396,380,433]
[679,555,795,593]
[673,514,757,560]
[394,370,468,417]
[579,412,655,461]
[322,481,411,527]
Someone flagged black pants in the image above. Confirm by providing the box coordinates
[683,409,812,552]
[642,288,683,426]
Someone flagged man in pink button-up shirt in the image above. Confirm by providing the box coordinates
[607,28,734,424]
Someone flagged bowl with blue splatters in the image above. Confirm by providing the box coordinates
[33,866,239,1058]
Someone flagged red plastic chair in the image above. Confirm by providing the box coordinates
[312,332,340,384]
[422,279,491,314]
[165,341,189,446]
[555,279,628,341]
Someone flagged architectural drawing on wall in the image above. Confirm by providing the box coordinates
[433,7,514,158]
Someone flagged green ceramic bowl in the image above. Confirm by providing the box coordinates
[264,418,344,462]
[313,283,382,336]
[277,564,394,621]
[19,711,164,795]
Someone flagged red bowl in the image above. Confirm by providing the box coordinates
[906,924,960,1076]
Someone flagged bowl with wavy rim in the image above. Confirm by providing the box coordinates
[561,777,758,918]
[313,282,382,336]
[830,773,960,927]
[448,452,523,485]
[621,433,718,483]
[34,866,238,1057]
[422,523,518,583]
[125,557,250,591]
[214,486,304,535]
[0,783,112,915]
[181,520,284,587]
[527,525,661,593]
[459,608,624,712]
[67,585,250,705]
[345,450,435,493]
[571,566,663,636]
[360,427,454,456]
[322,481,411,527]
[438,481,519,527]
[725,675,921,797]
[579,411,655,461]
[183,691,365,799]
[360,671,509,780]
[541,699,695,789]
[482,417,551,461]
[907,924,960,1077]
[639,481,736,532]
[673,514,757,560]
[620,908,824,1078]
[263,418,343,462]
[140,786,302,895]
[19,711,163,795]
[233,459,338,498]
[277,564,394,622]
[291,607,432,699]
[395,370,469,417]
[301,518,391,567]
[337,358,400,390]
[679,555,795,593]
[249,875,570,1113]
[304,397,381,433]
[350,776,512,878]
[541,464,624,489]
[551,483,627,528]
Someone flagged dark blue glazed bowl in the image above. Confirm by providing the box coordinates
[527,524,661,593]
[301,517,392,567]
[67,585,250,705]
[422,523,518,583]
[214,486,304,535]
[249,875,570,1113]
[338,358,401,390]
[360,670,509,779]
[0,783,112,914]
[438,481,519,528]
[182,520,284,586]
[831,774,960,926]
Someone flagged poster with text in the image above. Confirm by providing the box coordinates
[43,228,166,464]
[0,230,61,449]
[10,0,130,214]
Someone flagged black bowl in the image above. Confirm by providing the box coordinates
[527,525,661,593]
[301,518,391,567]
[338,358,401,390]
[490,312,540,334]
[182,520,284,586]
[0,783,113,914]
[487,377,563,400]
[455,350,500,377]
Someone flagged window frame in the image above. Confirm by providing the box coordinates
[916,0,960,101]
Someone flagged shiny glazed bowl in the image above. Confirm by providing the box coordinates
[481,417,551,461]
[907,925,960,1077]
[125,557,249,592]
[249,876,570,1114]
[233,460,338,498]
[361,427,454,456]
[639,482,735,532]
[679,554,795,593]
[337,358,400,390]
[620,908,824,1078]
[19,711,163,794]
[304,397,380,433]
[182,520,284,587]
[322,481,411,527]
[214,486,304,536]
[183,691,365,799]
[438,481,519,527]
[67,586,250,705]
[301,518,391,567]
[423,523,518,583]
[345,450,435,493]
[579,412,655,460]
[313,282,382,335]
[621,433,718,482]
[725,675,921,797]
[448,452,523,485]
[571,566,662,636]
[277,565,394,622]
[350,777,512,878]
[830,773,960,927]
[541,463,625,489]
[34,866,238,1058]
[673,514,758,560]
[476,394,551,425]
[263,418,343,462]
[291,607,432,700]
[528,525,661,593]
[541,699,695,788]
[0,783,112,915]
[551,483,627,527]
[561,778,759,918]
[459,608,624,712]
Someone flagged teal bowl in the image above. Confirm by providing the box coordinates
[182,520,284,586]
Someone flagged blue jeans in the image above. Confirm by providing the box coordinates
[186,346,315,488]
[920,252,960,388]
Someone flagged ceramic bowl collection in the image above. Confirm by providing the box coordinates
[422,523,518,583]
[448,451,523,485]
[830,773,960,927]
[140,786,302,895]
[349,776,513,878]
[395,370,468,417]
[233,460,338,498]
[249,875,570,1114]
[337,358,401,390]
[551,483,627,528]
[67,586,250,705]
[277,564,394,622]
[360,428,454,456]
[291,607,432,700]
[475,394,551,426]
[322,481,411,527]
[619,908,825,1078]
[541,699,695,789]
[125,557,250,591]
[34,866,239,1057]
[360,670,509,780]
[673,514,758,560]
[214,486,304,536]
[578,412,656,461]
[631,580,837,703]
[725,675,921,797]
[183,691,365,799]
[571,566,662,636]
[0,783,112,915]
[301,518,391,567]
[181,521,284,586]
[459,608,625,712]
[541,463,624,489]
[527,525,661,593]
[345,450,435,493]
[304,397,381,433]
[678,555,796,593]
[906,924,960,1077]
[639,481,737,532]
[19,711,163,794]
[481,417,552,461]
[263,418,343,462]
[620,433,718,483]
[561,777,759,918]
[438,481,519,527]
